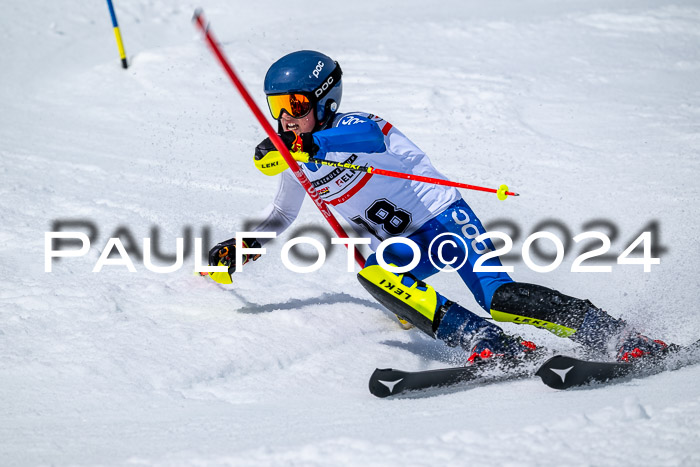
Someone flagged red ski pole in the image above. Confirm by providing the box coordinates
[298,155,519,200]
[368,167,518,199]
[192,10,365,268]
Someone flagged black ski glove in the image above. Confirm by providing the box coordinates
[279,131,318,155]
[254,131,318,161]
[254,137,276,161]
[208,237,262,274]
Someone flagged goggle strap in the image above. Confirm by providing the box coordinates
[312,63,342,102]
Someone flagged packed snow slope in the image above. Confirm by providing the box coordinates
[2,0,700,465]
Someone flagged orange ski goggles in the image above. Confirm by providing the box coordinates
[266,93,314,120]
[266,62,342,120]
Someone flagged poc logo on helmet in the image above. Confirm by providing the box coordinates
[315,75,334,98]
[312,60,325,78]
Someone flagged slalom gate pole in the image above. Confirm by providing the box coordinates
[192,9,366,268]
[300,155,519,201]
[105,0,128,69]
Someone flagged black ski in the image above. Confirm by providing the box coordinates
[369,363,533,398]
[536,339,700,390]
[369,340,700,397]
[535,356,632,389]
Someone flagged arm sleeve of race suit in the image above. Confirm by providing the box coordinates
[251,170,305,244]
[312,114,386,158]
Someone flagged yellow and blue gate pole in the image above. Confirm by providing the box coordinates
[106,0,128,69]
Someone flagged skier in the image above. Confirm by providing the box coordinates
[208,50,671,364]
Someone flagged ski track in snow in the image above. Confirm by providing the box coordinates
[2,0,700,465]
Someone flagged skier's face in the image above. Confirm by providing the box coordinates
[279,110,316,134]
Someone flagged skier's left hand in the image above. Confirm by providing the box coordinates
[254,132,317,160]
[278,131,318,156]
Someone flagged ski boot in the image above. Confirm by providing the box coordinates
[616,334,678,362]
[467,330,541,367]
[435,297,544,367]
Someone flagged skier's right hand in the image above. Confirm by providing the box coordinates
[207,237,262,284]
[254,137,276,161]
[254,137,290,176]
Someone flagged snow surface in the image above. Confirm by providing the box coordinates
[2,0,700,465]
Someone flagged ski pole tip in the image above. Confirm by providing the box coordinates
[497,184,520,200]
[192,8,204,23]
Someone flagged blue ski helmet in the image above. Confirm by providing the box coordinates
[264,50,342,123]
